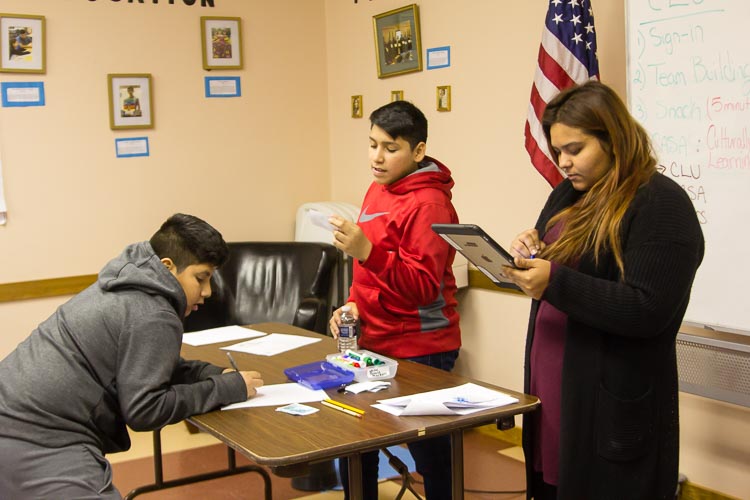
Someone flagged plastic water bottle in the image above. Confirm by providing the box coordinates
[337,306,359,352]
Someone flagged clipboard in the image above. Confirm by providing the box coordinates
[432,223,518,285]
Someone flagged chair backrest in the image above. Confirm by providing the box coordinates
[184,242,339,335]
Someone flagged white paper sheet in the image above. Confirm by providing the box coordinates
[344,381,391,394]
[182,325,267,346]
[221,333,321,356]
[373,382,519,416]
[221,383,327,410]
[307,209,336,232]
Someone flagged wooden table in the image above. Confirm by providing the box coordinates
[181,322,539,499]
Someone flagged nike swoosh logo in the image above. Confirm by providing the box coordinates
[359,206,389,223]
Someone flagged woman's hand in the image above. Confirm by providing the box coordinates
[329,216,372,262]
[510,229,545,258]
[502,257,551,300]
[329,302,359,339]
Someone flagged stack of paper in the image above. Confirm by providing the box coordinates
[373,383,519,416]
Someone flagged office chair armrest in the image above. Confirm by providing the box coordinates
[294,296,329,335]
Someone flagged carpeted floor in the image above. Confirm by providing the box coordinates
[112,426,527,499]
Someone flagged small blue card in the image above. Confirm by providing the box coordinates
[1,82,45,107]
[205,76,241,98]
[426,46,451,70]
[276,403,319,416]
[115,137,150,158]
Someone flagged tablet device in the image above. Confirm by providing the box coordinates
[432,223,518,285]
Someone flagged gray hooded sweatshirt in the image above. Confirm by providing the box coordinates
[0,242,247,453]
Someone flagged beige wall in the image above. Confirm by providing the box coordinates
[0,1,747,497]
[0,0,330,286]
[324,0,627,388]
[0,0,331,358]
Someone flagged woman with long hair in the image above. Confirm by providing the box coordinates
[503,80,704,499]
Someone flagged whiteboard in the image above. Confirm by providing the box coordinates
[626,0,750,334]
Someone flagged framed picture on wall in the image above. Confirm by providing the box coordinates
[372,4,422,79]
[351,95,363,118]
[437,85,451,112]
[0,13,45,73]
[107,74,154,130]
[390,90,404,102]
[201,16,243,70]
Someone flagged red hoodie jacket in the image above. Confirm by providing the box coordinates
[348,156,461,358]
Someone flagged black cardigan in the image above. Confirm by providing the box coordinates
[522,174,704,500]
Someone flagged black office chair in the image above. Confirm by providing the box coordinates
[125,242,341,499]
[184,241,341,493]
[184,241,340,335]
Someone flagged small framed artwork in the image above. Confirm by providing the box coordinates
[437,85,451,112]
[0,14,46,73]
[201,16,242,70]
[351,95,363,118]
[107,74,154,130]
[372,4,422,79]
[390,90,404,102]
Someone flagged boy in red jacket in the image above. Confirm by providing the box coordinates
[329,100,460,500]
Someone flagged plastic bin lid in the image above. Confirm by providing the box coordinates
[284,360,355,390]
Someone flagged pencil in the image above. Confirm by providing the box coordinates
[226,352,240,372]
[322,398,366,415]
[321,400,363,418]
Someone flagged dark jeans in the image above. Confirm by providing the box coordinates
[339,349,460,500]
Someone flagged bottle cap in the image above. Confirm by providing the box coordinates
[342,305,351,312]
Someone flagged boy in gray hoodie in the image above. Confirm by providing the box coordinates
[0,213,263,499]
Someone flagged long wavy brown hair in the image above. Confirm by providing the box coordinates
[540,81,657,276]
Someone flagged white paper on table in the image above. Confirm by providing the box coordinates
[307,209,336,232]
[344,381,391,394]
[373,382,519,416]
[221,333,321,356]
[182,325,267,346]
[222,383,327,410]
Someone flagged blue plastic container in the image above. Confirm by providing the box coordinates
[284,361,355,390]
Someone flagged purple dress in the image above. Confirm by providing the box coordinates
[529,222,567,486]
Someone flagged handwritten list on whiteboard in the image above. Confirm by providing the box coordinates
[626,1,750,333]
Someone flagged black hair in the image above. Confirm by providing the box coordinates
[369,100,428,150]
[149,213,228,271]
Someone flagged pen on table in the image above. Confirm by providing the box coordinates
[322,398,365,415]
[321,400,363,418]
[226,352,240,372]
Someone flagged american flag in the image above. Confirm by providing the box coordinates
[524,0,600,187]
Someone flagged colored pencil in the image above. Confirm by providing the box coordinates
[322,398,366,414]
[321,400,364,418]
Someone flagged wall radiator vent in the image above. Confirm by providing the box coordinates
[676,329,750,408]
